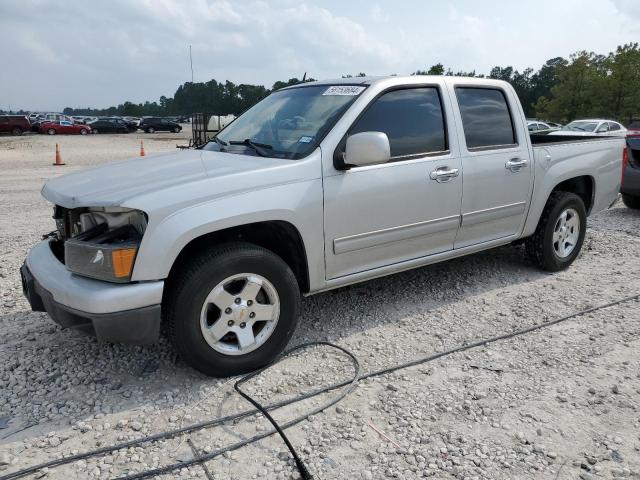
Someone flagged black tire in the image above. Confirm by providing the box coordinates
[622,193,640,210]
[525,191,587,271]
[79,128,88,135]
[165,242,301,377]
[92,128,99,134]
[147,127,155,134]
[173,126,180,133]
[47,128,56,135]
[11,127,22,136]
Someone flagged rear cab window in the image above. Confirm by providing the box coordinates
[455,87,517,151]
[349,87,448,161]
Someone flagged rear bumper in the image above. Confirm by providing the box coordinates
[21,240,163,344]
[621,165,640,197]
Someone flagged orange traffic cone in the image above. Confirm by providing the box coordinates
[53,143,65,166]
[140,140,145,157]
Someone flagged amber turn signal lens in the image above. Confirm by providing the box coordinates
[111,248,138,278]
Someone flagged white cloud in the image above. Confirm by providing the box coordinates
[0,0,638,111]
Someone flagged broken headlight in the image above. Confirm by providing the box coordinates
[63,208,146,283]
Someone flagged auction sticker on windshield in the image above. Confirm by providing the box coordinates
[322,86,366,96]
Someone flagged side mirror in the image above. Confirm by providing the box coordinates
[343,131,391,168]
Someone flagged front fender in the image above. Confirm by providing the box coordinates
[130,178,325,290]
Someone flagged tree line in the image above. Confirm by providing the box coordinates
[5,43,638,124]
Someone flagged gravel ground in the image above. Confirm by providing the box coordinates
[1,131,639,480]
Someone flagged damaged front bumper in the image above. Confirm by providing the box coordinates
[21,240,164,344]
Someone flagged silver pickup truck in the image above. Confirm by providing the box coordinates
[21,76,624,376]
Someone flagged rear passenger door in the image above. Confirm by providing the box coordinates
[450,83,533,248]
[323,85,463,279]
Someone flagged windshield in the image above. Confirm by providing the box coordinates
[564,121,598,132]
[204,84,366,159]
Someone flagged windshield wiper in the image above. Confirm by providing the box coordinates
[229,139,273,157]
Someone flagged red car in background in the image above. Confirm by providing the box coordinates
[40,117,91,135]
[627,121,640,137]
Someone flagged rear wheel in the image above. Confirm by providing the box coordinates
[622,194,640,210]
[165,243,301,377]
[146,127,155,134]
[525,191,587,271]
[92,128,99,134]
[11,127,23,136]
[79,128,88,135]
[173,126,180,133]
[47,128,56,135]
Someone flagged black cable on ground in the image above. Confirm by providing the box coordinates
[233,342,361,480]
[119,341,361,480]
[2,293,638,480]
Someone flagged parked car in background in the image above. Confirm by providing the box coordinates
[122,117,141,128]
[71,116,90,124]
[30,115,46,132]
[207,114,235,132]
[621,136,640,209]
[546,122,563,129]
[627,121,640,136]
[549,119,627,137]
[0,115,31,135]
[527,121,552,132]
[40,120,91,135]
[21,76,624,376]
[139,117,182,133]
[88,117,135,134]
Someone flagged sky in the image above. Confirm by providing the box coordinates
[1,0,639,111]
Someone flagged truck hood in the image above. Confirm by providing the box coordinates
[41,149,305,209]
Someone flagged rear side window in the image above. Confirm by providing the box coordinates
[350,87,447,158]
[608,122,621,131]
[456,87,516,149]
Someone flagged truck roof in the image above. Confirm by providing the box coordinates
[283,75,503,89]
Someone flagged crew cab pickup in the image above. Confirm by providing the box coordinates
[21,76,624,376]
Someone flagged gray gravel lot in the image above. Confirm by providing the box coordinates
[1,131,639,479]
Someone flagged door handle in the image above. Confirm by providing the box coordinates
[429,166,459,183]
[505,158,528,172]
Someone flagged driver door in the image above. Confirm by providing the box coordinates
[323,86,462,279]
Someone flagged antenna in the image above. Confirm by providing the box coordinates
[189,45,194,83]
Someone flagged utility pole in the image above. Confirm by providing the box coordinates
[189,45,194,83]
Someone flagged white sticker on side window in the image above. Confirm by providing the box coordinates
[322,86,366,96]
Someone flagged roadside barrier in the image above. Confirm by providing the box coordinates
[140,140,145,157]
[53,144,65,166]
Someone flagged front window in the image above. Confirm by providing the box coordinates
[349,87,447,159]
[564,121,598,132]
[205,85,366,159]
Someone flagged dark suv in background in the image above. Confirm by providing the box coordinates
[139,117,182,133]
[0,115,31,135]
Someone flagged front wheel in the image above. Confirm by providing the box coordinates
[146,127,155,134]
[165,243,301,377]
[622,194,640,210]
[47,128,56,135]
[11,127,23,136]
[173,126,180,133]
[80,128,88,135]
[525,191,587,271]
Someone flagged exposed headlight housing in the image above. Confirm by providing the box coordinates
[59,207,147,283]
